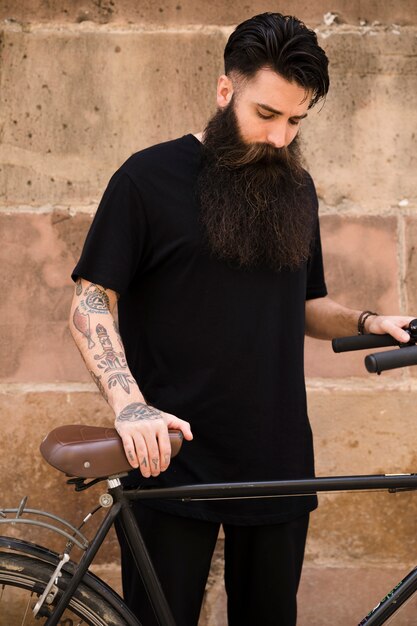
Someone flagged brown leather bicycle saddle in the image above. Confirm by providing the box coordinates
[40,424,183,479]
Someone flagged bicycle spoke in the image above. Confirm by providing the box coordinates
[0,584,88,625]
[0,583,83,625]
[20,591,32,625]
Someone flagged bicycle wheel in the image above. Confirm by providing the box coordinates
[0,551,128,625]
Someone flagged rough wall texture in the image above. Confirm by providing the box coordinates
[1,2,417,624]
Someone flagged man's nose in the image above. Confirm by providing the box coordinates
[266,123,287,149]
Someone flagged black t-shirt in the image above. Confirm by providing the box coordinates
[73,134,327,525]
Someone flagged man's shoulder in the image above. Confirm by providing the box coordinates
[301,167,314,185]
[120,134,200,179]
[301,168,317,198]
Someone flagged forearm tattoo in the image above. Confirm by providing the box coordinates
[95,324,136,394]
[89,370,109,402]
[74,281,138,396]
[116,402,162,422]
[113,320,124,349]
[73,307,95,348]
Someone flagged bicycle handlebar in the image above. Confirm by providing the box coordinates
[365,345,417,374]
[332,318,417,373]
[332,334,399,353]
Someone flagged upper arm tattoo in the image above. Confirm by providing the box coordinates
[83,283,111,313]
[74,283,114,344]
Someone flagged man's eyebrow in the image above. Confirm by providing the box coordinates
[256,103,308,119]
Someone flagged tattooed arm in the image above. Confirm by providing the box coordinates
[69,277,193,478]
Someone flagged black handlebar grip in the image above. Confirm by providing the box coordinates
[332,334,399,353]
[365,345,417,374]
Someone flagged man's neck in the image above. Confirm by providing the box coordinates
[193,132,203,142]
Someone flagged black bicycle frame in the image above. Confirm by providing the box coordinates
[45,472,417,626]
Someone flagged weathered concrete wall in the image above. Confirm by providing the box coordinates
[2,0,417,26]
[1,2,417,624]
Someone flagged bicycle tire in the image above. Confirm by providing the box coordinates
[0,551,129,625]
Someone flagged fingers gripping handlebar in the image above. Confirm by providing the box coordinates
[332,318,417,374]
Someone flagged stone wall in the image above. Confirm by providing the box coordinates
[1,2,417,624]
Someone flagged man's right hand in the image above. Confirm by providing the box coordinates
[115,402,193,478]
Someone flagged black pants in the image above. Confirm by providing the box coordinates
[115,504,309,626]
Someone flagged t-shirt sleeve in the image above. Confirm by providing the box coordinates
[72,170,148,295]
[306,217,327,300]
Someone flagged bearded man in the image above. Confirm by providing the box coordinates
[70,13,412,626]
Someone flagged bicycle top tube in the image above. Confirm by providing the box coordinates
[121,473,417,502]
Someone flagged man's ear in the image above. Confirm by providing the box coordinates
[216,74,234,109]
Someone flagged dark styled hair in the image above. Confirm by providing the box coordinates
[224,12,329,107]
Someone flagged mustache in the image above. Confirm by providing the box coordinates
[209,140,293,168]
[202,104,303,175]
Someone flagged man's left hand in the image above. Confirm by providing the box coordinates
[365,315,414,343]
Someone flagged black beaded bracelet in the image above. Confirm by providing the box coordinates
[358,310,378,335]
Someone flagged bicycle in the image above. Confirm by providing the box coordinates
[1,320,417,626]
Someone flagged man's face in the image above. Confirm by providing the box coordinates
[216,68,311,149]
[198,69,316,272]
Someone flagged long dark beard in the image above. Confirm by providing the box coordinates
[197,102,316,271]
